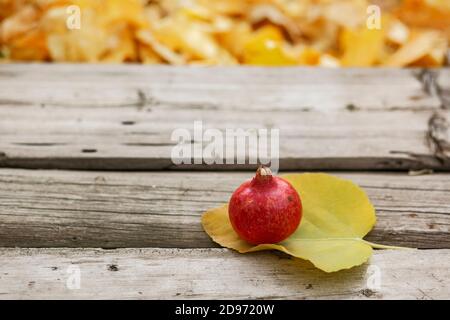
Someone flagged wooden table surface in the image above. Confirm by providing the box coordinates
[0,64,449,299]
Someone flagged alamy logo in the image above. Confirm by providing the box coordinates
[66,5,81,30]
[66,265,81,290]
[171,121,280,172]
[366,5,381,30]
[366,265,382,290]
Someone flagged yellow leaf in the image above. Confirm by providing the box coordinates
[384,31,447,67]
[100,0,147,28]
[386,20,410,45]
[320,54,341,67]
[202,173,381,273]
[136,29,186,65]
[340,27,385,66]
[394,0,450,32]
[153,13,226,61]
[101,24,137,63]
[198,0,249,16]
[137,43,162,64]
[249,4,301,40]
[243,25,296,66]
[0,5,39,43]
[7,29,49,61]
[218,21,252,60]
[298,47,321,65]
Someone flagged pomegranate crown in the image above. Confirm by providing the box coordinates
[254,165,273,183]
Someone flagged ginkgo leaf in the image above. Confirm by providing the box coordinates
[202,173,387,273]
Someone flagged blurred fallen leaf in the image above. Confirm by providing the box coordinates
[243,25,296,65]
[340,26,385,66]
[137,29,186,65]
[385,31,447,66]
[249,4,301,40]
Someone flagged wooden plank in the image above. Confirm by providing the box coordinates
[0,65,441,111]
[0,169,448,249]
[1,65,449,170]
[0,248,448,299]
[0,105,444,170]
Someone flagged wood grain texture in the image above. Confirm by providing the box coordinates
[1,65,449,170]
[0,248,448,299]
[0,65,442,111]
[0,169,448,249]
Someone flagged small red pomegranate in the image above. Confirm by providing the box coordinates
[228,166,302,244]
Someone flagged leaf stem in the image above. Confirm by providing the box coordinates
[283,238,414,250]
[364,240,414,250]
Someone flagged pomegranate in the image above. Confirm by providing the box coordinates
[228,166,302,244]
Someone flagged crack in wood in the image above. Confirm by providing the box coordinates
[136,89,148,110]
[415,69,450,163]
[0,99,30,106]
[387,150,443,168]
[427,113,450,162]
[415,69,450,110]
[12,142,67,147]
[415,69,440,97]
[0,89,152,109]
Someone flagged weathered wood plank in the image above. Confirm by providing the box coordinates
[0,65,449,170]
[0,248,448,299]
[0,106,444,170]
[0,65,441,111]
[0,169,448,249]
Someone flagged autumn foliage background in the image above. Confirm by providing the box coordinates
[0,0,449,66]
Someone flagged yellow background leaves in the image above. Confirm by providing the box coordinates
[1,0,449,66]
[202,173,380,273]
